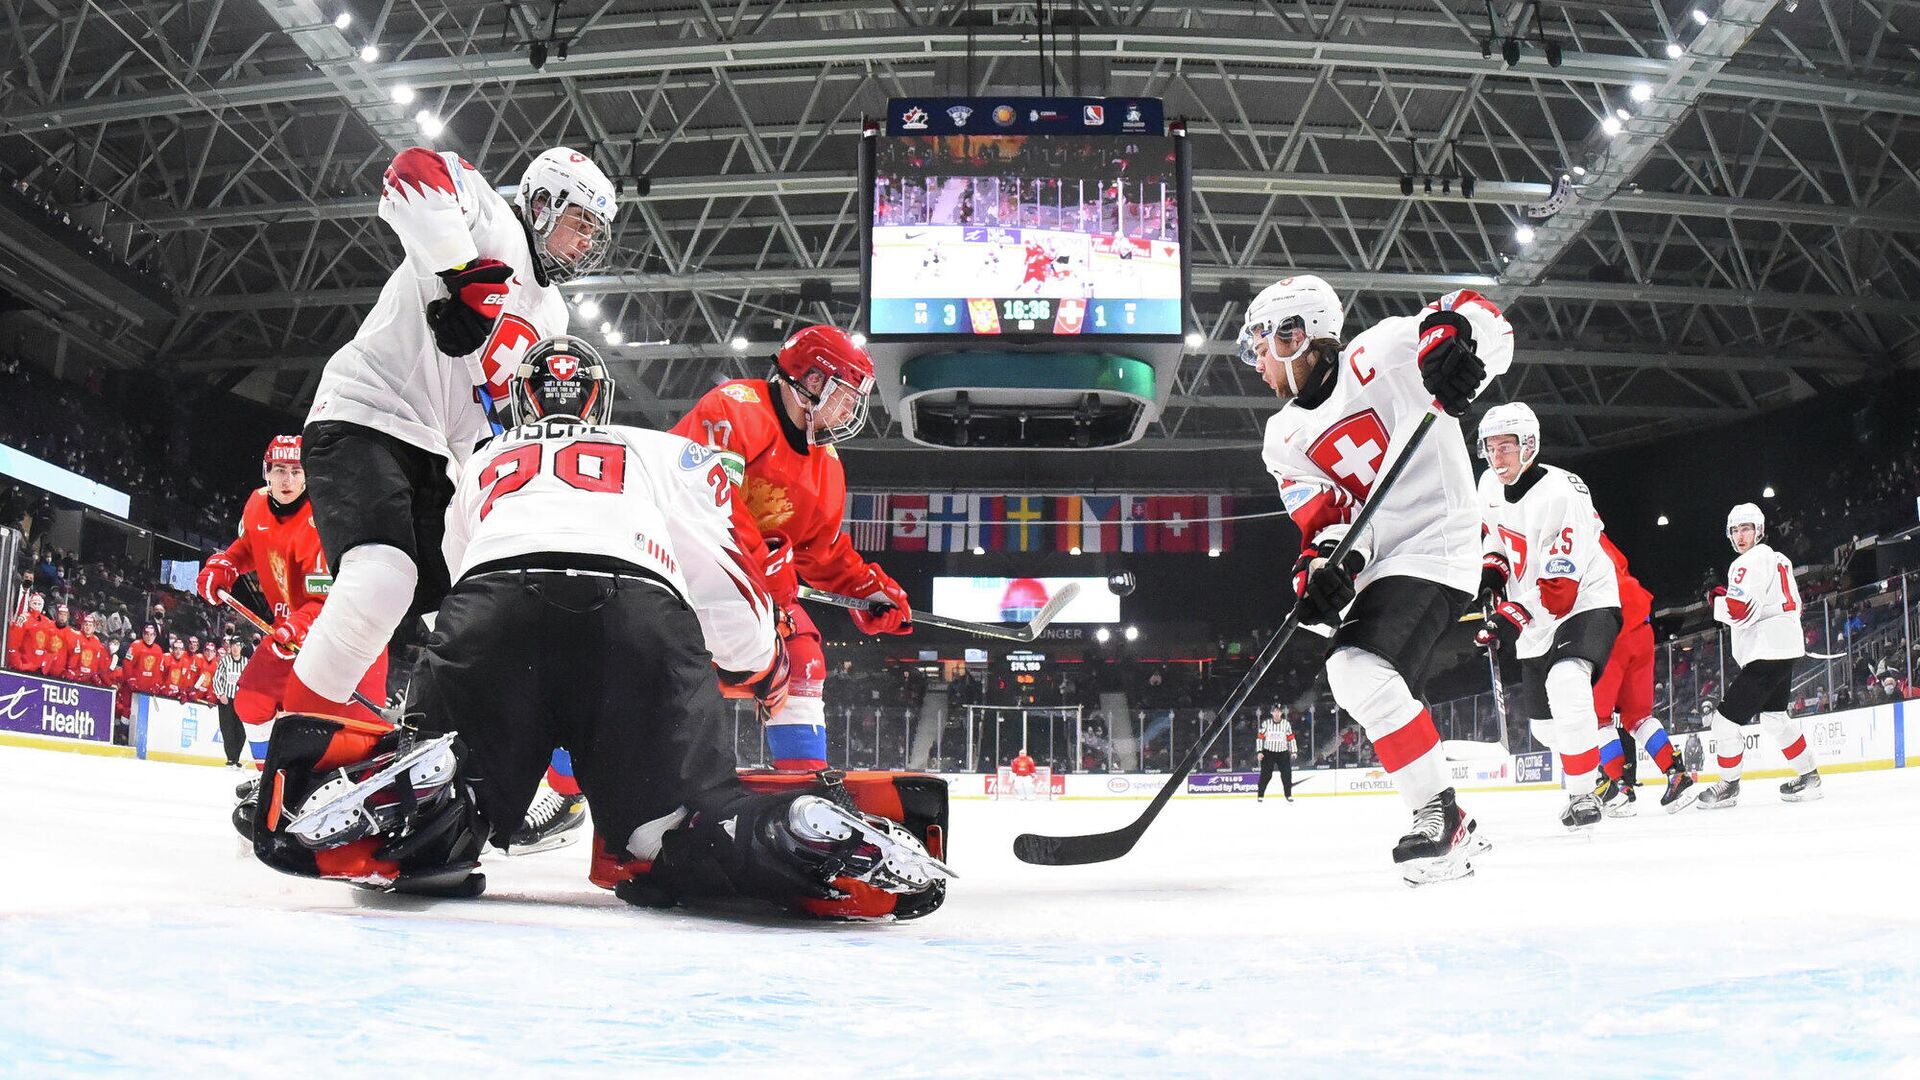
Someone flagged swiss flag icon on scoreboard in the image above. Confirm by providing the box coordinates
[1306,409,1391,501]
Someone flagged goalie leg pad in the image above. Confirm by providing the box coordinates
[248,714,485,895]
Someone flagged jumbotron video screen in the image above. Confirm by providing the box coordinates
[866,132,1184,338]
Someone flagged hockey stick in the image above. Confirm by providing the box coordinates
[1014,405,1449,866]
[1484,635,1511,749]
[798,581,1081,643]
[217,592,390,717]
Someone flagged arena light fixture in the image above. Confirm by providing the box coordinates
[333,12,352,29]
[1184,332,1204,349]
[1571,165,1587,177]
[1123,626,1139,642]
[972,546,986,556]
[599,321,611,333]
[1515,225,1536,245]
[1207,548,1221,558]
[604,329,624,346]
[1630,82,1653,103]
[1657,514,1670,526]
[1601,115,1624,137]
[1691,7,1710,25]
[1069,546,1083,556]
[576,298,600,319]
[1501,37,1522,66]
[359,44,379,62]
[1762,485,1776,498]
[1614,107,1632,122]
[730,335,749,351]
[415,111,442,138]
[851,332,868,347]
[391,84,414,105]
[1665,41,1685,58]
[1095,627,1112,644]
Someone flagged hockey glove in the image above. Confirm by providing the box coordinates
[1474,599,1532,651]
[720,636,792,718]
[425,259,512,356]
[848,565,913,636]
[270,606,318,660]
[197,552,240,607]
[1416,310,1486,418]
[762,531,799,609]
[1478,551,1512,607]
[1707,585,1727,607]
[1291,546,1365,631]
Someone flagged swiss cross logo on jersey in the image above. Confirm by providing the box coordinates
[547,353,579,380]
[479,314,541,402]
[1305,410,1391,500]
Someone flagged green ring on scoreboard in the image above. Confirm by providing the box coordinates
[901,352,1157,399]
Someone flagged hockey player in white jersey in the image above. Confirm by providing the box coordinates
[283,146,615,724]
[1474,402,1621,832]
[1243,275,1512,884]
[243,338,951,917]
[1696,503,1822,808]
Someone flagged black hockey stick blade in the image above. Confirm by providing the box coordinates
[1014,406,1446,867]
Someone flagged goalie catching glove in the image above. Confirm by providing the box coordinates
[426,258,512,356]
[1416,309,1487,418]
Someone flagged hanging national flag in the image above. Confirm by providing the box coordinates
[1002,495,1048,552]
[847,493,890,551]
[926,494,974,552]
[887,494,927,552]
[1205,494,1233,554]
[1120,494,1153,553]
[1054,496,1082,553]
[975,496,1008,552]
[1151,495,1204,553]
[1078,495,1122,553]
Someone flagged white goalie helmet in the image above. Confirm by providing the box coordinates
[1477,401,1541,467]
[516,147,617,283]
[1237,274,1344,372]
[1726,502,1765,549]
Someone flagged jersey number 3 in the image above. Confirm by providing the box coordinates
[478,441,626,519]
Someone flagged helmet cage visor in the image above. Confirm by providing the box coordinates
[526,193,612,283]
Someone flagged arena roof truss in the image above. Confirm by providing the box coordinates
[2,0,1916,475]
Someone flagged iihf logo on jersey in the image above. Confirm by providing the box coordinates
[946,105,973,127]
[547,354,580,380]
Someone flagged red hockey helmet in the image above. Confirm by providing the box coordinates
[998,578,1052,623]
[773,325,875,445]
[263,434,302,473]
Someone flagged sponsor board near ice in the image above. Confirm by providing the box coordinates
[1186,771,1259,795]
[1514,750,1554,784]
[0,670,115,744]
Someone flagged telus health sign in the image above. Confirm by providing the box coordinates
[0,670,115,744]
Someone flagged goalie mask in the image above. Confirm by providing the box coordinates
[1477,402,1541,471]
[773,325,875,445]
[510,336,615,426]
[515,147,617,284]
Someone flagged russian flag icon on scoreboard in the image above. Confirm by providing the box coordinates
[1083,104,1104,126]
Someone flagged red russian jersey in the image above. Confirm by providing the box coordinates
[219,490,330,623]
[670,379,873,598]
[161,651,197,698]
[1599,534,1652,628]
[8,612,55,672]
[43,624,78,678]
[69,634,112,685]
[190,655,217,702]
[123,641,166,691]
[1011,753,1036,777]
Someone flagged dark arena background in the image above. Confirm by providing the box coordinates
[1,1,1917,1074]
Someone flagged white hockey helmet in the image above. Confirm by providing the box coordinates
[1477,401,1541,468]
[516,147,617,283]
[1726,502,1765,548]
[1237,274,1344,371]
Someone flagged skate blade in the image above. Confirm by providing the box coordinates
[1662,788,1702,814]
[1602,802,1637,819]
[1780,788,1824,803]
[797,799,958,888]
[1401,854,1474,887]
[1695,797,1739,811]
[286,734,458,849]
[500,829,585,857]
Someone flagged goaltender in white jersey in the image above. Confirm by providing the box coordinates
[1244,276,1511,884]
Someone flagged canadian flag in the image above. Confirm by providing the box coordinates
[890,495,929,552]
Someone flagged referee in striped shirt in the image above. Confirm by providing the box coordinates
[212,638,248,768]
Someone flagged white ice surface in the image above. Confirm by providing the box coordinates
[4,744,1919,1078]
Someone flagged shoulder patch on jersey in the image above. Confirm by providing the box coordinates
[719,384,761,404]
[1544,557,1576,577]
[1281,484,1317,512]
[715,449,746,487]
[304,573,333,596]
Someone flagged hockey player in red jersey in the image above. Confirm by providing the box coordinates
[196,435,387,762]
[284,144,614,728]
[7,593,54,673]
[1592,534,1698,813]
[1243,274,1512,884]
[68,614,113,686]
[669,325,912,771]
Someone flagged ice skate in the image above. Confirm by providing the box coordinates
[1695,778,1740,810]
[503,787,589,856]
[1560,791,1602,832]
[1779,770,1823,803]
[1392,788,1478,886]
[1660,768,1700,813]
[1596,775,1635,818]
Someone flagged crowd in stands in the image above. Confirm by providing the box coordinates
[5,173,173,291]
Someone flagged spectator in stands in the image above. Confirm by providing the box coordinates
[104,602,131,644]
[1870,671,1916,702]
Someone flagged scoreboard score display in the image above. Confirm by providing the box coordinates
[864,97,1186,341]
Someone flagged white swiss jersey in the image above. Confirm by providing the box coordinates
[1477,464,1620,659]
[1263,293,1515,596]
[1257,717,1295,753]
[1714,543,1805,666]
[308,149,570,465]
[443,421,778,677]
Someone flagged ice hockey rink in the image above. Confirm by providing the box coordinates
[4,744,1917,1078]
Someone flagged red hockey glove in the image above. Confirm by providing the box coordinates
[849,566,913,636]
[1474,599,1532,651]
[197,553,240,607]
[270,607,318,660]
[1416,309,1486,418]
[426,259,512,356]
[1707,585,1727,607]
[762,532,799,609]
[1479,551,1511,607]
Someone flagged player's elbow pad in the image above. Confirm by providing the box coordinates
[1536,577,1578,619]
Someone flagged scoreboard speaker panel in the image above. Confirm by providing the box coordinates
[898,351,1157,450]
